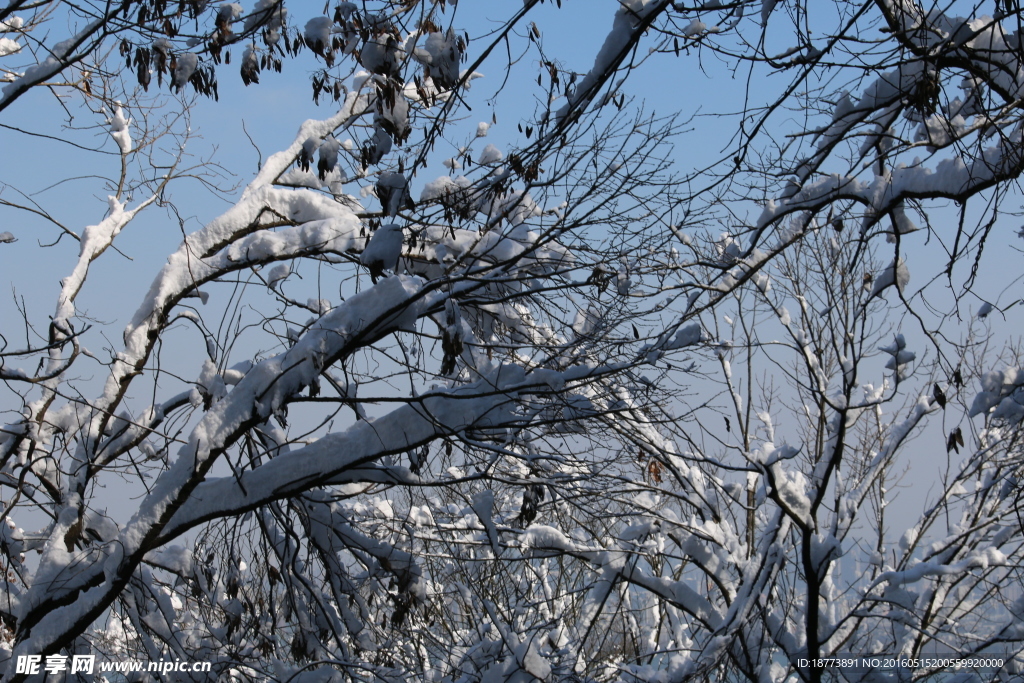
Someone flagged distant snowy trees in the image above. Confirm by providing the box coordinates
[1,1,1024,682]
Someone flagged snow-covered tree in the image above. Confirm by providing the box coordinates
[0,2,690,681]
[574,228,1024,682]
[0,0,292,112]
[2,1,1024,682]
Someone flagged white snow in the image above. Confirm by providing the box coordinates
[868,258,910,302]
[555,0,662,124]
[683,19,706,37]
[266,263,291,290]
[304,17,333,52]
[360,223,405,278]
[521,525,576,553]
[0,16,24,31]
[376,172,410,217]
[471,490,500,553]
[12,7,1024,678]
[421,174,471,202]
[0,37,20,57]
[477,143,504,165]
[171,52,198,90]
[663,323,704,350]
[245,0,287,45]
[360,33,403,76]
[412,29,463,89]
[317,136,340,179]
[106,106,132,154]
[0,21,103,106]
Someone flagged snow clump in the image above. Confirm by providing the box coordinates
[106,105,132,154]
[477,144,503,165]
